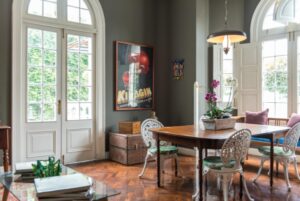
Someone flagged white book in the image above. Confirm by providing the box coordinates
[34,173,91,197]
[15,161,36,174]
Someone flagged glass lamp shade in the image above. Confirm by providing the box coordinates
[207,30,247,43]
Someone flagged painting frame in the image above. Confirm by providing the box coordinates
[114,41,155,111]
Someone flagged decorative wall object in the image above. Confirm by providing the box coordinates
[115,41,154,110]
[172,59,184,80]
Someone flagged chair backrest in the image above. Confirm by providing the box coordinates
[283,122,300,153]
[141,118,164,148]
[220,129,252,168]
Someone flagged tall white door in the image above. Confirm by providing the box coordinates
[62,31,95,164]
[25,26,95,164]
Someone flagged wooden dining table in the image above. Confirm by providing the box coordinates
[151,122,290,201]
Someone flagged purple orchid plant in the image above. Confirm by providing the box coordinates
[204,79,232,119]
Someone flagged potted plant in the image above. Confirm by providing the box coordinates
[202,80,236,130]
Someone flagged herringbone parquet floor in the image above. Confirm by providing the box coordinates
[71,155,300,201]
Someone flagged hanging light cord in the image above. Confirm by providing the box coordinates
[224,0,228,28]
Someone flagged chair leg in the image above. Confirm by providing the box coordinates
[241,172,254,201]
[222,174,231,201]
[175,154,179,177]
[138,152,150,177]
[293,158,300,180]
[283,161,292,191]
[253,157,267,182]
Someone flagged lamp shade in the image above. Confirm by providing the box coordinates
[207,30,247,43]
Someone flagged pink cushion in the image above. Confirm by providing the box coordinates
[245,109,269,125]
[287,113,300,127]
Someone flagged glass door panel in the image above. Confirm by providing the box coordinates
[262,38,288,117]
[66,34,93,120]
[27,28,57,122]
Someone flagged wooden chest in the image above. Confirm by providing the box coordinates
[109,132,151,165]
[118,121,141,134]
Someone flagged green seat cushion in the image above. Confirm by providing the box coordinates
[203,156,236,170]
[149,145,178,154]
[258,146,292,156]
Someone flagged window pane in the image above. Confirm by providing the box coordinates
[68,0,79,7]
[68,52,79,70]
[80,0,88,9]
[79,86,92,102]
[44,50,56,67]
[68,103,79,120]
[68,87,79,101]
[43,1,57,18]
[68,7,80,23]
[28,29,42,48]
[223,60,233,74]
[263,3,285,30]
[81,70,92,86]
[80,103,91,119]
[80,53,92,70]
[67,34,93,120]
[28,48,43,66]
[43,103,56,121]
[80,9,92,25]
[27,29,57,122]
[28,86,42,102]
[44,31,56,50]
[262,39,288,118]
[28,0,42,16]
[28,0,57,18]
[28,103,42,122]
[28,67,42,84]
[68,35,80,51]
[67,70,79,86]
[44,68,56,85]
[43,86,56,102]
[80,36,92,53]
[262,41,275,57]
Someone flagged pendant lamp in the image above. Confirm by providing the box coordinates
[207,0,247,54]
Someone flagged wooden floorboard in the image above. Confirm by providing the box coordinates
[71,155,300,201]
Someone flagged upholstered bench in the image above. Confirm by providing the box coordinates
[235,116,300,154]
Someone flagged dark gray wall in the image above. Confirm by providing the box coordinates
[99,0,157,135]
[0,0,12,125]
[244,0,261,42]
[166,0,196,125]
[156,0,199,126]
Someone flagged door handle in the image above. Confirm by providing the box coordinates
[57,100,62,115]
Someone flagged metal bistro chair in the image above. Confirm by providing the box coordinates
[253,122,300,191]
[203,129,254,201]
[138,118,180,178]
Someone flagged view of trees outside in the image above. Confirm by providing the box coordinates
[27,28,93,122]
[67,34,93,120]
[262,39,288,117]
[27,28,57,122]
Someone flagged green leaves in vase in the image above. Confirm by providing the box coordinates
[32,156,62,178]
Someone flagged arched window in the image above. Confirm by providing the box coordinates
[251,0,300,117]
[12,0,105,164]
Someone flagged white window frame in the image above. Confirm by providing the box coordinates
[251,0,300,117]
[12,0,106,164]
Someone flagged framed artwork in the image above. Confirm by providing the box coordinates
[115,41,154,110]
[172,59,184,80]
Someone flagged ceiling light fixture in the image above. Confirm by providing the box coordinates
[207,0,247,54]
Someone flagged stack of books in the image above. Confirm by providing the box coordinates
[15,162,36,180]
[34,173,92,201]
